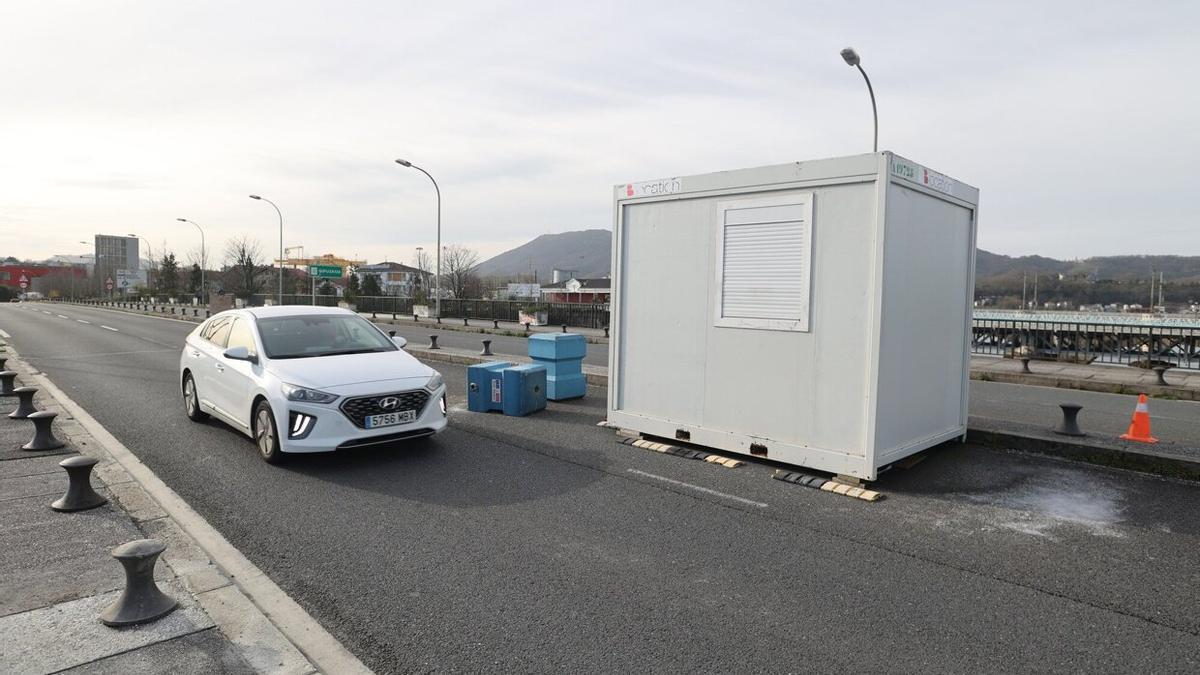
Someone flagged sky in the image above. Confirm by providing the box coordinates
[2,1,1198,268]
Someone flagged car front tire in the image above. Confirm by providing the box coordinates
[254,400,284,464]
[183,373,209,422]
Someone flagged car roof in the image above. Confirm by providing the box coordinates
[241,305,357,319]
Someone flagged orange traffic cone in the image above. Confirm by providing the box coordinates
[1119,393,1158,444]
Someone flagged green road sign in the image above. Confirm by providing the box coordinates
[309,264,342,278]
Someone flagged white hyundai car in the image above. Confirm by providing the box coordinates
[179,306,447,463]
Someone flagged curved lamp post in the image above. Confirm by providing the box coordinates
[840,47,878,153]
[127,233,153,295]
[249,195,284,304]
[176,218,206,303]
[394,159,441,318]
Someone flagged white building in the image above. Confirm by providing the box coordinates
[354,262,429,297]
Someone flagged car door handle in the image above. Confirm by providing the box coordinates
[214,363,225,372]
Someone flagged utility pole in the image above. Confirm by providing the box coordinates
[1022,272,1027,309]
[1033,273,1038,309]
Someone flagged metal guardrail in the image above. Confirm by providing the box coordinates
[246,295,612,329]
[972,317,1200,370]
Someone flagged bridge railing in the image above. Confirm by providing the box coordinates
[972,317,1199,370]
[246,295,612,329]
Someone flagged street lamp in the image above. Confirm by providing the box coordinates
[394,159,441,318]
[177,218,206,303]
[127,233,153,297]
[840,47,878,153]
[249,195,284,304]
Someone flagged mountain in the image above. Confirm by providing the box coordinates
[476,229,611,281]
[475,229,1200,285]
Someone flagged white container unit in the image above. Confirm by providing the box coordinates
[607,152,979,481]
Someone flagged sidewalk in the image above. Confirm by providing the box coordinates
[357,310,610,342]
[970,355,1200,401]
[0,349,318,673]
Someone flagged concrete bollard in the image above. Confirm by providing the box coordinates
[51,455,107,512]
[98,539,178,626]
[22,411,65,451]
[0,370,18,396]
[481,339,493,356]
[1053,403,1085,437]
[1153,366,1169,386]
[1020,357,1032,374]
[493,319,499,329]
[8,387,38,419]
[429,335,440,350]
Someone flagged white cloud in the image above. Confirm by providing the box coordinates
[2,0,1197,265]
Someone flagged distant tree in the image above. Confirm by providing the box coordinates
[318,280,335,296]
[413,249,432,276]
[157,252,180,297]
[222,236,270,300]
[441,244,481,299]
[344,272,360,302]
[361,273,382,297]
[292,273,310,295]
[186,263,203,296]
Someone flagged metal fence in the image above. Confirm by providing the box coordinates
[972,317,1200,370]
[247,295,612,329]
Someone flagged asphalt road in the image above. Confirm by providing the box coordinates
[3,302,1200,673]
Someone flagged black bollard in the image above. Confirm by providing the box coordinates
[463,317,469,327]
[22,410,65,451]
[1053,403,1085,437]
[98,539,178,626]
[481,340,493,356]
[562,324,567,333]
[388,330,396,337]
[413,313,419,322]
[1020,357,1032,374]
[436,316,442,324]
[0,355,7,371]
[51,455,107,512]
[429,335,440,350]
[8,386,38,419]
[524,323,530,334]
[1153,366,1169,386]
[0,370,18,396]
[493,319,499,329]
[604,326,609,338]
[372,311,377,319]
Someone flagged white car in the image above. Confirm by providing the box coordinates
[179,306,447,463]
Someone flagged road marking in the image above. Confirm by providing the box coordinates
[626,468,768,508]
[56,314,70,319]
[101,325,119,332]
[42,310,52,314]
[0,328,9,338]
[29,348,177,360]
[77,319,91,324]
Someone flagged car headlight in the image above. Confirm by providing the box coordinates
[425,372,444,392]
[281,383,338,404]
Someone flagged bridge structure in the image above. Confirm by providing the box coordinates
[972,310,1200,370]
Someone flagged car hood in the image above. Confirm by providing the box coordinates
[265,350,434,390]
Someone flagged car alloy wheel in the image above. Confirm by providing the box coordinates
[183,374,208,422]
[254,402,283,464]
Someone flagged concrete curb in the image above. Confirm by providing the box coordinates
[408,346,610,387]
[365,313,611,344]
[4,343,371,674]
[971,368,1198,401]
[968,426,1200,481]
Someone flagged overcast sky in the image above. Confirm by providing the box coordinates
[3,1,1197,267]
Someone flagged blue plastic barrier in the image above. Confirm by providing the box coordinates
[528,333,587,400]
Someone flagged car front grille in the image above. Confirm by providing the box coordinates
[339,389,431,428]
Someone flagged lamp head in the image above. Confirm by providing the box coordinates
[249,194,262,200]
[840,47,860,66]
[394,159,412,167]
[176,218,187,222]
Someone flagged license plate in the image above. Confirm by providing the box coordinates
[364,410,416,428]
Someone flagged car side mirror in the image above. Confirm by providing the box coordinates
[391,335,408,349]
[223,345,258,364]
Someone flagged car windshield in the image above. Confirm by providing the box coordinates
[255,314,397,359]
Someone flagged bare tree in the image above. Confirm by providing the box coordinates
[440,244,481,299]
[222,236,270,299]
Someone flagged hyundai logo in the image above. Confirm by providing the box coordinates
[379,396,401,410]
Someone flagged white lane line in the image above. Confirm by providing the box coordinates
[77,319,91,324]
[0,328,10,338]
[42,311,52,314]
[101,325,119,332]
[626,468,768,508]
[29,348,177,360]
[56,314,70,319]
